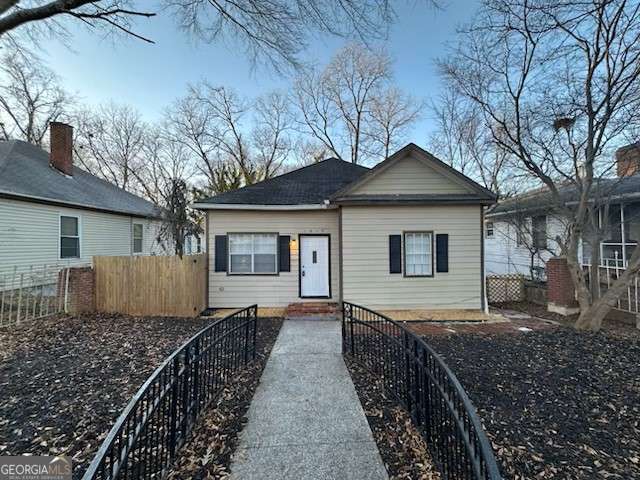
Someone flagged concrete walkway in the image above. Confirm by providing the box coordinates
[230,320,389,480]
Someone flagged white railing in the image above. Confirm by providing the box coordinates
[582,256,639,314]
[0,264,73,327]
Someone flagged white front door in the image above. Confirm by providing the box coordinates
[300,235,330,297]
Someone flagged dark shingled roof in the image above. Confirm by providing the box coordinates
[488,175,640,217]
[199,158,370,205]
[0,140,162,218]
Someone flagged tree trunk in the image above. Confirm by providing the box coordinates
[574,244,640,331]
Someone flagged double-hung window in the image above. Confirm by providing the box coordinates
[229,233,277,274]
[404,232,433,277]
[133,223,144,254]
[60,215,80,259]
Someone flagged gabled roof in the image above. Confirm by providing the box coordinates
[195,143,497,210]
[195,158,370,207]
[331,143,497,203]
[0,140,162,218]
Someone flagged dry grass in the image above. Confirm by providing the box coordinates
[380,309,505,322]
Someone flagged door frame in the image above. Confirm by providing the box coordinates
[298,233,332,299]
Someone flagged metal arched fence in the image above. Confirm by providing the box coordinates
[82,305,258,480]
[342,302,501,480]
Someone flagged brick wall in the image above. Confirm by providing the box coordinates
[546,257,577,309]
[58,267,95,314]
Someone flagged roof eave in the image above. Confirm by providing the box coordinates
[332,198,496,206]
[192,202,335,211]
[0,190,164,220]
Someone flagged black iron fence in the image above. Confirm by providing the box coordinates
[82,305,258,480]
[342,302,501,480]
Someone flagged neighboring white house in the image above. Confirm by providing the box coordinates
[485,142,640,279]
[0,122,170,284]
[194,143,497,311]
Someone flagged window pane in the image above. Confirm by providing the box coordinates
[230,234,252,254]
[405,233,432,276]
[133,224,143,239]
[60,216,78,236]
[230,254,251,273]
[254,254,276,273]
[133,238,143,253]
[254,234,277,254]
[60,237,79,258]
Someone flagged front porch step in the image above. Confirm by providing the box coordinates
[285,302,340,319]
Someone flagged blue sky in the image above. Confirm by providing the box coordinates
[44,0,480,142]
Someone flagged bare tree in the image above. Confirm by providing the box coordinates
[368,87,421,160]
[0,1,156,42]
[0,47,73,145]
[252,91,292,179]
[441,0,640,331]
[165,0,439,71]
[163,92,222,191]
[294,43,421,164]
[74,102,147,193]
[428,86,518,196]
[132,129,197,205]
[168,83,292,190]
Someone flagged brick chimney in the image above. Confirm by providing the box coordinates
[49,122,74,176]
[616,142,640,177]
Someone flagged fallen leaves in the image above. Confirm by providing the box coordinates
[345,359,441,480]
[426,326,640,479]
[166,318,282,480]
[0,313,219,478]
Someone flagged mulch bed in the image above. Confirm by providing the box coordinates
[345,358,441,480]
[425,327,640,479]
[0,314,217,478]
[167,318,282,479]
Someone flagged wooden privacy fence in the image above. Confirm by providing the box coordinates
[94,254,207,317]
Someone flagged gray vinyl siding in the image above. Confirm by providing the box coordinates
[341,205,483,310]
[207,209,340,308]
[351,155,473,195]
[0,197,166,276]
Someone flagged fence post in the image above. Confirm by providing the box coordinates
[251,306,257,360]
[168,358,180,458]
[349,307,355,356]
[16,273,24,324]
[192,340,201,420]
[243,310,251,365]
[404,331,412,413]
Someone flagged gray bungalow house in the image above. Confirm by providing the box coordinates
[0,122,170,283]
[194,143,496,312]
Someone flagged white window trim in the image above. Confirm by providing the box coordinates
[58,213,82,260]
[403,231,434,278]
[132,222,144,255]
[486,221,494,238]
[228,232,279,275]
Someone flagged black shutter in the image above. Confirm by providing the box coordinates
[279,235,291,272]
[389,235,402,274]
[214,235,228,272]
[436,233,449,273]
